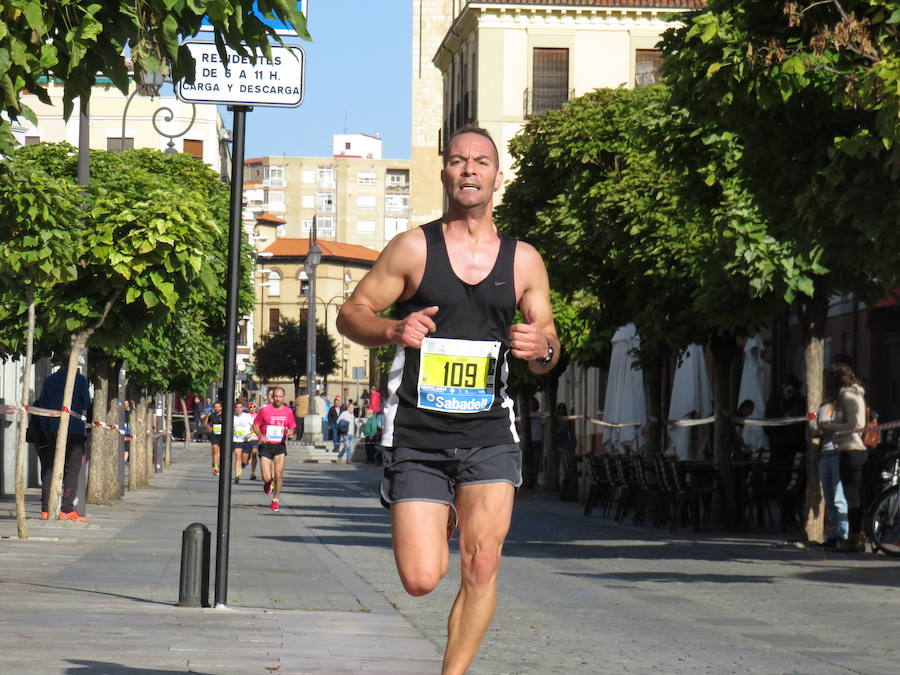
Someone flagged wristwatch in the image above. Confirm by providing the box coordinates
[536,342,554,367]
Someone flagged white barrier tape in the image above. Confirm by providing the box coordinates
[0,403,169,440]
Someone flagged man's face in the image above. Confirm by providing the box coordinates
[272,389,285,407]
[248,403,257,414]
[213,402,222,414]
[234,402,243,415]
[441,133,502,209]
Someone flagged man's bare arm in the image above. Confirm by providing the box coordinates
[337,229,438,348]
[509,242,560,374]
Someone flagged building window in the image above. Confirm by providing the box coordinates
[385,217,408,241]
[356,220,376,234]
[183,139,203,159]
[316,216,335,237]
[107,137,134,151]
[385,194,409,215]
[238,320,249,347]
[302,219,313,233]
[24,135,41,145]
[386,170,409,188]
[303,170,315,184]
[268,308,280,332]
[635,49,663,87]
[317,191,335,213]
[357,195,376,210]
[267,270,281,296]
[357,171,377,185]
[276,224,286,237]
[297,270,310,296]
[264,165,285,187]
[317,166,335,188]
[302,194,314,209]
[267,191,285,209]
[529,48,569,116]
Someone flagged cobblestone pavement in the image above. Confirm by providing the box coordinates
[290,462,900,675]
[3,449,900,674]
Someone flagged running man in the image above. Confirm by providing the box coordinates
[231,400,255,485]
[337,126,559,675]
[251,387,296,512]
[204,400,223,475]
[245,400,261,480]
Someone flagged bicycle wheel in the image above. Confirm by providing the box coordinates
[869,485,900,557]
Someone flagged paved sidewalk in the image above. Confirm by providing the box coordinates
[0,446,441,674]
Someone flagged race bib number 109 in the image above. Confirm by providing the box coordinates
[418,338,500,414]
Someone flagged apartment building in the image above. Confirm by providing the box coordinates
[242,134,411,253]
[431,0,703,199]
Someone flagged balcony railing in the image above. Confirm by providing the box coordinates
[523,87,575,118]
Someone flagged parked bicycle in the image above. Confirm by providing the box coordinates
[866,451,900,556]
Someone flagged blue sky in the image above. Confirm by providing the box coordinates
[223,1,413,160]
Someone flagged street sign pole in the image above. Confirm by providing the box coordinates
[213,104,252,608]
[178,38,305,610]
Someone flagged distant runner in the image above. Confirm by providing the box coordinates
[251,387,297,512]
[204,400,223,476]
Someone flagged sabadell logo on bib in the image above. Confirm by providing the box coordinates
[429,396,491,411]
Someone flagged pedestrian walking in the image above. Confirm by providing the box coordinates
[337,126,559,675]
[336,406,356,464]
[35,352,92,522]
[204,401,223,475]
[251,387,296,512]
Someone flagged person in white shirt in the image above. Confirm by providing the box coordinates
[336,407,356,464]
[231,400,256,485]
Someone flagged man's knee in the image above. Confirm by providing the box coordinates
[460,538,503,587]
[399,564,447,597]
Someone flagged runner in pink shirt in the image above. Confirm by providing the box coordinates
[251,387,297,511]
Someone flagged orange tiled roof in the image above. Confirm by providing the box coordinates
[256,212,287,224]
[260,238,380,263]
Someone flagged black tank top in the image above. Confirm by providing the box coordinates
[382,220,520,449]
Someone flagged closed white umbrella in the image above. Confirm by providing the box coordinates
[603,324,645,453]
[738,336,767,451]
[668,344,713,460]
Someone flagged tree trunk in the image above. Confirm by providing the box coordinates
[711,332,740,520]
[144,394,154,481]
[87,352,119,504]
[542,383,560,494]
[800,292,828,543]
[129,391,149,489]
[644,357,663,457]
[180,396,191,450]
[14,293,35,539]
[47,291,119,517]
[164,393,173,469]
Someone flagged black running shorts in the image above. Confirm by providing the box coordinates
[380,444,522,508]
[258,442,287,459]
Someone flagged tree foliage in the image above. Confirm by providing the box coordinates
[0,0,310,152]
[254,317,339,393]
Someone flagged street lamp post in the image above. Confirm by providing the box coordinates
[120,70,197,154]
[302,217,323,442]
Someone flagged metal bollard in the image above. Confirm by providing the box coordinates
[177,522,210,607]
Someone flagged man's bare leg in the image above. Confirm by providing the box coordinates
[391,501,451,597]
[260,456,274,490]
[442,482,514,675]
[272,453,286,500]
[210,444,220,471]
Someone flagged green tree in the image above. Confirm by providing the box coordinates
[254,318,339,394]
[660,0,900,541]
[0,0,309,152]
[0,164,83,538]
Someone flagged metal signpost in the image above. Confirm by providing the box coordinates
[177,38,305,609]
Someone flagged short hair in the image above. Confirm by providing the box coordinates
[443,126,499,166]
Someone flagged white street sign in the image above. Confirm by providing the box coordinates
[176,42,305,108]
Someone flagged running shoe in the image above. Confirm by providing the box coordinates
[59,511,88,523]
[270,498,280,512]
[40,511,48,520]
[250,473,257,480]
[233,476,240,485]
[263,480,272,496]
[212,466,219,476]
